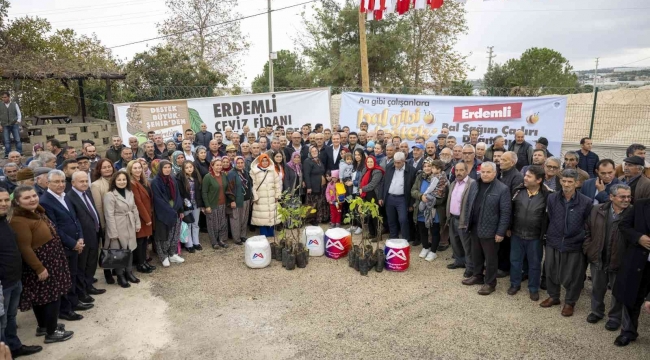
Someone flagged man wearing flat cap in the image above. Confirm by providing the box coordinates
[33,167,50,196]
[620,156,650,204]
[535,137,553,158]
[15,168,34,187]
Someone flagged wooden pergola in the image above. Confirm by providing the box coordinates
[1,71,127,122]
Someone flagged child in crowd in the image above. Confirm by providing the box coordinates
[325,170,342,227]
[412,158,448,262]
[339,152,355,231]
[365,141,375,156]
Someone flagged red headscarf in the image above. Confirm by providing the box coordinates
[360,155,385,198]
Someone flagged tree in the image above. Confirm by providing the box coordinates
[157,0,249,84]
[124,45,226,102]
[483,47,579,94]
[298,0,470,91]
[403,1,470,91]
[251,50,313,93]
[0,2,120,118]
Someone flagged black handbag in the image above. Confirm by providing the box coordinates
[182,211,195,224]
[99,237,131,269]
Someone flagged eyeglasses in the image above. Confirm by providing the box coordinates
[546,165,559,170]
[462,152,474,155]
[615,195,632,199]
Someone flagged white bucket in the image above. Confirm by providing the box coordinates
[301,226,325,257]
[244,236,272,269]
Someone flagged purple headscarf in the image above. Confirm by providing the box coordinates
[287,151,302,176]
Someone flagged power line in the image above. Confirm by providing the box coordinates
[108,0,318,49]
[616,56,650,67]
[465,6,650,13]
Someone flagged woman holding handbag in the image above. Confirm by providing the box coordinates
[250,153,281,238]
[203,157,229,249]
[359,155,384,238]
[177,160,204,253]
[303,146,328,225]
[90,158,117,284]
[126,160,155,274]
[103,172,141,288]
[10,186,74,343]
[151,160,185,267]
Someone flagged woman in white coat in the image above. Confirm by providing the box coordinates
[250,153,281,238]
[104,171,141,288]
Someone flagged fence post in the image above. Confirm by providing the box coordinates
[589,87,598,138]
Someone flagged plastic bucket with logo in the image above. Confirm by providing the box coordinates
[244,236,272,269]
[384,239,410,271]
[301,226,325,257]
[324,228,352,259]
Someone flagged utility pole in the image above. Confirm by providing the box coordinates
[487,46,495,70]
[359,11,370,92]
[268,0,274,92]
[592,57,599,93]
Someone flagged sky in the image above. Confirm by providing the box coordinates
[7,0,650,87]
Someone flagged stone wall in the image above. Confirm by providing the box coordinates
[25,120,119,156]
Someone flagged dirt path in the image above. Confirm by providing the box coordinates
[16,231,650,359]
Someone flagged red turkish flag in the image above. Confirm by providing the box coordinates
[430,0,444,9]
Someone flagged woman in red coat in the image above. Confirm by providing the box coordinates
[127,160,155,274]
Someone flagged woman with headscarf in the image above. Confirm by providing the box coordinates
[171,151,185,175]
[250,153,281,238]
[284,151,302,199]
[193,146,210,179]
[150,160,185,267]
[165,140,177,161]
[359,155,384,238]
[226,156,252,244]
[173,131,183,149]
[203,157,229,248]
[303,146,328,225]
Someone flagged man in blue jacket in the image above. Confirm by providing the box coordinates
[40,170,91,321]
[578,137,600,178]
[581,159,619,204]
[540,169,592,317]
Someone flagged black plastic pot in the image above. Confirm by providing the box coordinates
[354,251,360,271]
[375,248,384,273]
[286,254,296,270]
[270,243,277,260]
[348,250,356,268]
[303,249,310,266]
[296,251,306,268]
[359,254,369,276]
[282,247,289,268]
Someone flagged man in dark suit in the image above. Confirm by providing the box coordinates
[379,152,415,240]
[324,132,347,173]
[66,171,106,303]
[39,169,91,321]
[285,131,309,163]
[461,162,512,296]
[613,197,650,347]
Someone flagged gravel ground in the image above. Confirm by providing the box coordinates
[16,228,650,359]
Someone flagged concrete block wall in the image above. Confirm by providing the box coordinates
[24,121,119,156]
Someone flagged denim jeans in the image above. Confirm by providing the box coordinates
[510,235,542,292]
[1,281,23,351]
[2,124,22,156]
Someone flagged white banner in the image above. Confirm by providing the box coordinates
[114,88,331,143]
[339,92,568,156]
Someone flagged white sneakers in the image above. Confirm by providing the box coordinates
[354,227,362,235]
[419,248,430,258]
[347,226,363,235]
[169,254,185,263]
[425,252,437,262]
[162,258,171,267]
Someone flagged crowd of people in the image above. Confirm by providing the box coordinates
[0,90,649,356]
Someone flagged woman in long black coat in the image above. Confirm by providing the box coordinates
[303,146,328,225]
